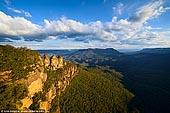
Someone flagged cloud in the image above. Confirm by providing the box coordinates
[4,0,32,17]
[23,11,32,17]
[112,2,124,15]
[42,18,116,41]
[7,7,32,17]
[0,0,170,49]
[43,17,91,34]
[7,7,22,13]
[129,0,170,23]
[0,11,42,41]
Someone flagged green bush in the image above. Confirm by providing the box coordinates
[0,83,28,109]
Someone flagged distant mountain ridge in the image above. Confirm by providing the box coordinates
[37,48,121,55]
[71,48,121,57]
[37,48,170,56]
[37,49,77,56]
[137,48,170,54]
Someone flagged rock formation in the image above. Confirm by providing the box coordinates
[19,54,77,112]
[44,54,50,68]
[50,55,59,70]
[44,54,64,70]
[58,55,63,67]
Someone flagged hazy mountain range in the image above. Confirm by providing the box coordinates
[37,48,170,113]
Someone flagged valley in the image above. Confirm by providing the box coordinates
[38,48,170,113]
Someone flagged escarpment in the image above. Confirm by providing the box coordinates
[26,54,77,112]
[0,45,77,112]
[38,54,77,112]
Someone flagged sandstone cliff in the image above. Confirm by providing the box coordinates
[22,54,77,112]
[0,46,77,113]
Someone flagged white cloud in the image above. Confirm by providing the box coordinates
[129,0,170,24]
[7,7,22,13]
[23,10,32,17]
[0,11,41,40]
[0,0,170,49]
[47,36,57,40]
[43,17,90,33]
[4,0,32,17]
[7,7,32,17]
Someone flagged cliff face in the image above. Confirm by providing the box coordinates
[0,47,77,113]
[25,54,77,112]
[38,54,77,112]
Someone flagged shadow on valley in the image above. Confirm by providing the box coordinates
[37,48,170,113]
[112,53,170,113]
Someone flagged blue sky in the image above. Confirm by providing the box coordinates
[0,0,170,49]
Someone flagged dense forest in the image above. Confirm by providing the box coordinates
[60,67,134,113]
[0,45,39,80]
[0,83,28,109]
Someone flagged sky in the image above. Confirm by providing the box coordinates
[0,0,170,50]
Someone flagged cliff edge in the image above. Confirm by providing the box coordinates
[0,45,77,112]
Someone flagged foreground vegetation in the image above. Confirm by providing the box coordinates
[0,45,38,109]
[0,45,39,80]
[0,83,28,109]
[60,66,134,113]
